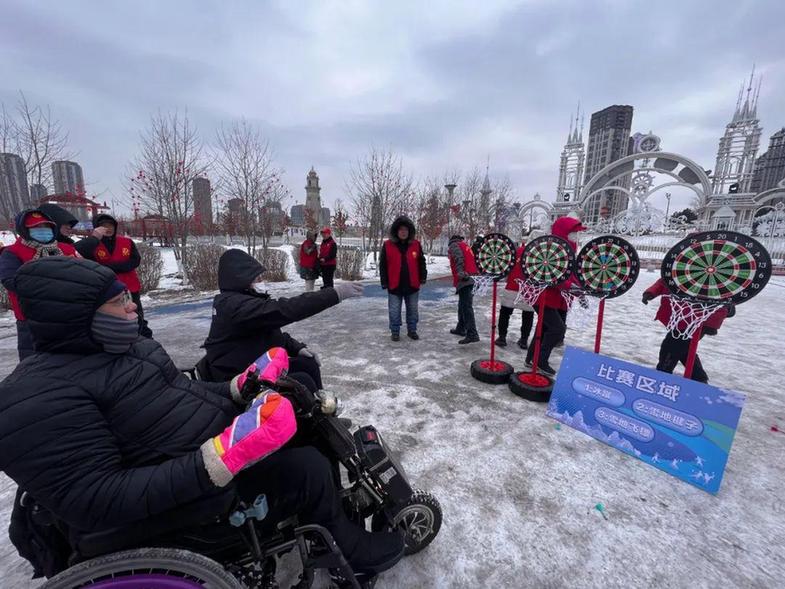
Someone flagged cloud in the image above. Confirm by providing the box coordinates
[1,0,783,214]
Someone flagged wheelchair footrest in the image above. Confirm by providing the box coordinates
[229,494,268,527]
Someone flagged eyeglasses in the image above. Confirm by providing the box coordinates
[107,290,134,307]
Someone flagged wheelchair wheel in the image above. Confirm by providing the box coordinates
[41,547,244,589]
[372,489,442,555]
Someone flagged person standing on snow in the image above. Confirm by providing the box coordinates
[496,235,537,349]
[524,216,587,375]
[379,215,427,342]
[38,203,79,245]
[76,213,152,338]
[642,278,733,383]
[198,248,364,389]
[318,227,337,289]
[448,234,480,344]
[298,230,320,292]
[0,209,80,359]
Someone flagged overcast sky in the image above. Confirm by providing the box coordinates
[2,0,784,215]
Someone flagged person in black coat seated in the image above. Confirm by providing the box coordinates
[199,249,364,389]
[38,203,79,245]
[0,256,403,579]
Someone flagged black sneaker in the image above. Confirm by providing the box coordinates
[495,336,507,347]
[538,362,557,376]
[458,335,480,344]
[524,359,533,369]
[516,339,528,349]
[391,333,400,342]
[450,328,466,336]
[407,331,419,340]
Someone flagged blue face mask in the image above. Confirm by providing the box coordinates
[29,227,55,243]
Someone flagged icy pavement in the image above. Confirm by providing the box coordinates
[1,271,784,587]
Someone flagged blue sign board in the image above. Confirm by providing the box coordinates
[547,347,746,494]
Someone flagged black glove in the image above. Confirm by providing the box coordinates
[725,302,736,318]
[703,327,718,336]
[273,375,317,415]
[641,292,655,305]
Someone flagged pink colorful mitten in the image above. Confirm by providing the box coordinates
[231,347,290,403]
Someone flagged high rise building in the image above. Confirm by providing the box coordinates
[52,160,85,194]
[0,153,30,223]
[192,177,213,225]
[320,207,331,227]
[583,105,634,222]
[555,107,586,213]
[30,183,48,202]
[712,68,762,194]
[290,204,305,227]
[750,128,785,193]
[304,167,322,228]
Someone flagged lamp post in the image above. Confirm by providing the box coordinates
[444,183,457,238]
[664,192,672,226]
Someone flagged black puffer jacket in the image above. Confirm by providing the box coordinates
[200,249,340,382]
[0,257,239,533]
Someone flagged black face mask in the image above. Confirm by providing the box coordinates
[91,311,140,354]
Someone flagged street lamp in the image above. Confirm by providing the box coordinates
[444,183,457,236]
[665,192,672,224]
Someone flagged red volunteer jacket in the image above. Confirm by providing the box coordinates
[94,235,141,292]
[449,240,478,288]
[319,238,337,267]
[299,239,318,269]
[383,239,423,291]
[644,278,729,332]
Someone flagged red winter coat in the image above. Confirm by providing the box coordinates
[2,240,79,320]
[318,237,337,267]
[534,217,582,311]
[644,278,729,332]
[381,239,425,292]
[449,240,478,288]
[93,235,141,292]
[504,245,526,292]
[299,239,318,269]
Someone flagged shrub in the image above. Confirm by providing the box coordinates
[336,247,364,281]
[136,242,163,294]
[254,247,289,282]
[184,243,224,291]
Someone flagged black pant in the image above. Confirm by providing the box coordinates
[236,446,359,556]
[131,291,153,338]
[526,307,566,366]
[657,333,708,383]
[455,285,478,338]
[321,266,336,289]
[16,320,34,361]
[288,355,323,390]
[497,306,533,343]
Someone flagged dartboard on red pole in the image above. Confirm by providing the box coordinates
[576,235,640,298]
[509,235,575,402]
[470,233,518,385]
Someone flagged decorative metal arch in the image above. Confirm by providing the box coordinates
[752,186,785,206]
[580,151,712,209]
[518,199,553,218]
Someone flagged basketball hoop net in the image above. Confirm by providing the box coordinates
[513,278,548,308]
[561,289,604,330]
[664,296,724,340]
[472,275,495,296]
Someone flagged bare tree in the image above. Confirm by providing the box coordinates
[214,119,284,252]
[347,146,413,259]
[332,198,349,246]
[129,110,209,279]
[455,167,484,241]
[415,178,448,255]
[14,92,71,191]
[491,175,516,233]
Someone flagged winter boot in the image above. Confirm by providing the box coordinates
[450,328,466,336]
[459,335,480,344]
[538,362,557,376]
[333,526,405,576]
[516,338,528,349]
[391,333,400,342]
[407,331,419,340]
[495,336,507,347]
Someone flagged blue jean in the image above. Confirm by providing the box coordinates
[455,285,478,338]
[388,291,419,334]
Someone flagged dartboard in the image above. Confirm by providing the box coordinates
[577,235,640,299]
[472,232,516,278]
[661,231,772,304]
[521,235,575,285]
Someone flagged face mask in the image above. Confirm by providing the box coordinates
[567,232,579,242]
[91,311,140,354]
[29,227,55,243]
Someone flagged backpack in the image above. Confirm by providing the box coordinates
[8,487,71,578]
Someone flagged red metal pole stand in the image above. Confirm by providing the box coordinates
[490,281,498,366]
[594,298,606,354]
[531,295,546,375]
[683,326,702,380]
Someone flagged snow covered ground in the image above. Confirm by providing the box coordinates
[1,271,784,587]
